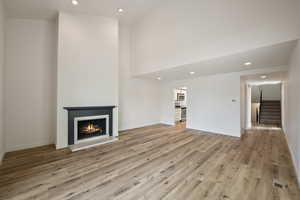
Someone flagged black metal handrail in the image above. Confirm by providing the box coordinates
[258,90,263,124]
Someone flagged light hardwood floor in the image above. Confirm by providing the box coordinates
[0,124,299,200]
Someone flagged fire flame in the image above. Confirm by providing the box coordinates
[81,123,101,134]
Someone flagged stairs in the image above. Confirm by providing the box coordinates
[259,100,281,127]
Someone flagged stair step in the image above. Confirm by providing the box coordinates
[262,102,281,104]
[259,100,281,126]
[262,100,281,103]
[260,115,281,119]
[261,111,281,115]
[261,110,281,113]
[261,106,280,108]
[262,104,281,106]
[261,105,281,108]
[261,116,281,119]
[260,113,281,116]
[261,110,281,112]
[260,119,281,123]
[260,110,281,113]
[262,107,281,110]
[262,101,281,104]
[260,116,281,120]
[262,105,280,107]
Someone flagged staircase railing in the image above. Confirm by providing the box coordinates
[256,107,259,123]
[258,90,263,124]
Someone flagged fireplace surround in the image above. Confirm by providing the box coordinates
[75,114,109,144]
[64,106,116,146]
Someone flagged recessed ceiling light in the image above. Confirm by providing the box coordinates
[260,75,267,79]
[190,71,195,75]
[117,8,124,13]
[250,81,281,86]
[244,62,252,66]
[157,77,162,80]
[72,0,79,5]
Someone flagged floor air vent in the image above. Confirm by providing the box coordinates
[273,179,288,189]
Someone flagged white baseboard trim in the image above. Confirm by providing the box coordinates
[187,126,241,138]
[6,141,53,152]
[0,152,5,165]
[161,122,175,126]
[119,122,162,132]
[185,127,241,138]
[0,152,3,165]
[287,144,300,186]
[283,131,300,187]
[160,120,175,126]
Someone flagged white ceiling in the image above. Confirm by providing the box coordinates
[4,0,298,82]
[137,40,296,81]
[4,0,161,24]
[242,71,287,85]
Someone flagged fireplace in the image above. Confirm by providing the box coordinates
[64,106,115,146]
[75,115,109,143]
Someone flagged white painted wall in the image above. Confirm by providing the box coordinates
[4,19,57,152]
[160,83,177,126]
[160,73,241,137]
[188,74,241,137]
[260,84,281,101]
[246,85,252,129]
[286,40,300,184]
[57,13,119,149]
[251,84,281,102]
[161,66,289,137]
[240,79,260,132]
[251,103,260,124]
[118,26,161,130]
[281,82,288,132]
[240,78,246,134]
[132,0,300,75]
[0,0,5,162]
[251,86,261,103]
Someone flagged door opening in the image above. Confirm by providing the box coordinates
[249,83,282,129]
[174,87,187,129]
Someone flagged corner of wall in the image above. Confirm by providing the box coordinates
[285,39,300,188]
[283,130,300,187]
[0,151,3,165]
[0,0,6,165]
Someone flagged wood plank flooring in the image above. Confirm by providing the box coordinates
[0,124,299,200]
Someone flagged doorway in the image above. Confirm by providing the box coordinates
[174,87,187,129]
[241,72,287,137]
[249,83,282,128]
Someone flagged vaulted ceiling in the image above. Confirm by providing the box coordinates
[4,0,162,24]
[136,40,296,81]
[4,0,300,81]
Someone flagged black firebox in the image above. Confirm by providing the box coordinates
[77,118,107,140]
